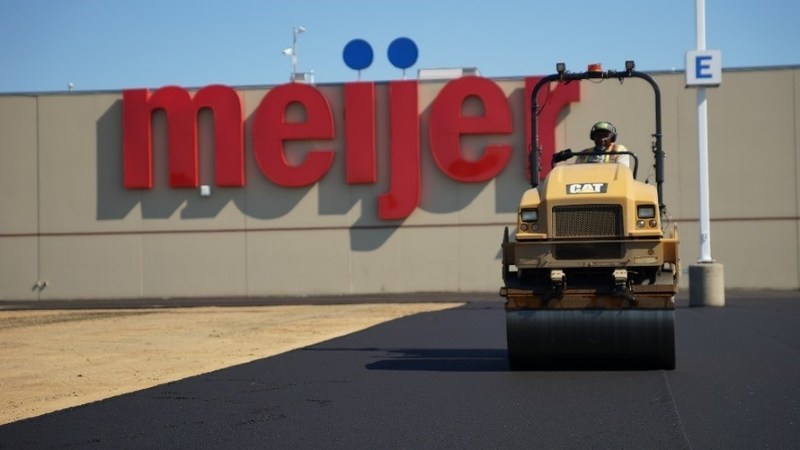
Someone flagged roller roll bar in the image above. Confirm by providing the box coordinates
[530,64,666,211]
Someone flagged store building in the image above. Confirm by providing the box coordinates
[1,65,799,302]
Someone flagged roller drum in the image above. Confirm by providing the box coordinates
[506,309,675,370]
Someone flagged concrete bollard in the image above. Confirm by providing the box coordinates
[689,262,725,307]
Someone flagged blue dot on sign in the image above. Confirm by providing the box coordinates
[343,39,374,71]
[387,37,418,70]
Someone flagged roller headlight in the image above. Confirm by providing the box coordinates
[637,205,656,219]
[520,209,538,222]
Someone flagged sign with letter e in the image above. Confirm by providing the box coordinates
[686,50,722,87]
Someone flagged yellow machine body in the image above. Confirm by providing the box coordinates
[501,162,679,369]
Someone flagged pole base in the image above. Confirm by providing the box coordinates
[689,262,725,307]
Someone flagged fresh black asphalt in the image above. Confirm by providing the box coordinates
[1,292,798,448]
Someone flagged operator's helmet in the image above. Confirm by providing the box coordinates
[590,121,617,142]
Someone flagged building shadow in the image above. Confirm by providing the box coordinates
[96,100,139,220]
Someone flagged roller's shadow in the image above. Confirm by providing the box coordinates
[304,347,666,372]
[364,348,508,372]
[302,347,509,372]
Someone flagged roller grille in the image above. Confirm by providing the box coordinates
[552,204,623,238]
[553,242,623,260]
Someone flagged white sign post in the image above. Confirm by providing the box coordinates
[687,0,725,307]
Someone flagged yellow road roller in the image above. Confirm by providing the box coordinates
[500,62,679,370]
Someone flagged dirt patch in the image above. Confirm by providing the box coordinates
[0,303,462,425]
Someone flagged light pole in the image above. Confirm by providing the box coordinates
[282,25,306,81]
[688,0,725,306]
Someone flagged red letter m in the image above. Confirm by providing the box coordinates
[122,85,244,188]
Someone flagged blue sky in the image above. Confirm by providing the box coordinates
[1,0,798,93]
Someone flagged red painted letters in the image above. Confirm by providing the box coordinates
[378,80,420,220]
[253,83,335,187]
[429,76,513,182]
[122,76,581,219]
[344,82,377,184]
[123,85,244,188]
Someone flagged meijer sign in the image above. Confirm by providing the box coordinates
[123,77,580,220]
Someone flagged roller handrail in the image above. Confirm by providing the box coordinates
[530,68,665,211]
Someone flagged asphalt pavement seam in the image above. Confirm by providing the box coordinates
[663,370,693,449]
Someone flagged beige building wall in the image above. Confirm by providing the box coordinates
[1,66,798,302]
